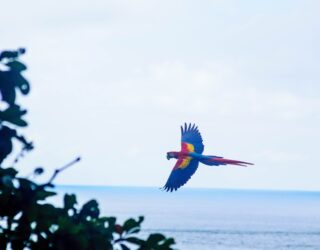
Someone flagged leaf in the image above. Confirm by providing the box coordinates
[0,71,15,104]
[122,217,144,234]
[10,117,28,127]
[138,216,144,224]
[159,238,175,248]
[120,243,130,250]
[0,50,19,60]
[79,199,99,219]
[6,61,27,72]
[35,190,57,200]
[128,227,140,234]
[0,105,28,127]
[13,73,30,95]
[0,48,25,61]
[0,167,18,176]
[125,237,144,245]
[146,233,165,245]
[122,219,137,233]
[0,127,15,163]
[64,194,77,211]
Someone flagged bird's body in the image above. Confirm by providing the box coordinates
[163,123,253,192]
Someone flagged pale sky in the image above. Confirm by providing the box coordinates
[1,0,320,190]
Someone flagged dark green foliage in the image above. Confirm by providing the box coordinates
[0,49,176,250]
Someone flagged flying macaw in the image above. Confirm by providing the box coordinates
[163,123,253,192]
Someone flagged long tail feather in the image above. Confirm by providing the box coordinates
[200,156,253,167]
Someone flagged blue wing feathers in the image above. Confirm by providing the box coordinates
[181,123,204,154]
[163,160,199,192]
[163,123,203,191]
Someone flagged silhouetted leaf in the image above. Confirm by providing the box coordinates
[0,48,25,60]
[120,243,130,250]
[6,61,27,72]
[0,167,18,176]
[123,216,144,234]
[36,190,56,200]
[147,233,166,244]
[64,194,77,210]
[159,238,175,248]
[0,50,19,60]
[0,105,28,127]
[13,73,30,95]
[79,199,100,219]
[126,237,144,245]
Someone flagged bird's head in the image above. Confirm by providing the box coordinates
[166,151,178,160]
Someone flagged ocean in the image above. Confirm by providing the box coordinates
[54,186,320,250]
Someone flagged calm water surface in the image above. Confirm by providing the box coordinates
[54,186,320,250]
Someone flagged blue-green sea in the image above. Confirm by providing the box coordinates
[54,186,320,250]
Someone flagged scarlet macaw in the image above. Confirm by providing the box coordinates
[163,123,253,192]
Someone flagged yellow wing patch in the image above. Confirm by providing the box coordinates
[182,142,195,153]
[186,143,194,152]
[179,156,192,169]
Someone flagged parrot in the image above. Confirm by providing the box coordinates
[163,123,253,192]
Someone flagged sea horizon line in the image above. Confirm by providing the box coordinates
[56,184,320,194]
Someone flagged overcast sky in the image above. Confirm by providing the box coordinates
[1,0,320,191]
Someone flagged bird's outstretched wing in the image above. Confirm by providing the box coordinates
[163,123,203,192]
[181,123,204,154]
[163,123,252,191]
[163,158,199,192]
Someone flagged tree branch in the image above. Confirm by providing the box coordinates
[44,157,81,186]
